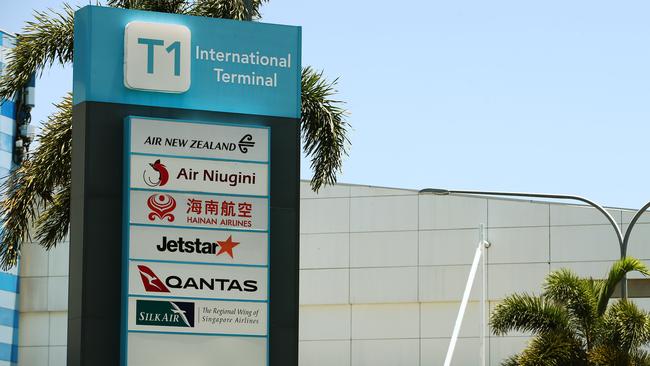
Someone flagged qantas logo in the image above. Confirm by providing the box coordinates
[137,265,170,292]
[136,264,258,294]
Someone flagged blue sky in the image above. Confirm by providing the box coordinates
[2,1,650,208]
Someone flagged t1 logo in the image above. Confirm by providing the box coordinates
[124,21,191,93]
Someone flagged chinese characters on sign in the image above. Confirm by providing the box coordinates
[124,117,270,363]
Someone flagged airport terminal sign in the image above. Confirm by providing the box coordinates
[71,6,300,366]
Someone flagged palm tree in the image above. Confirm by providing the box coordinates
[491,257,650,366]
[0,0,350,269]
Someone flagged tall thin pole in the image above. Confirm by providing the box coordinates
[480,224,488,366]
[444,234,484,366]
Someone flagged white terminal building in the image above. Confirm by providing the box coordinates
[14,181,650,366]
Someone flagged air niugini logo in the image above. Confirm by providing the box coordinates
[143,159,169,187]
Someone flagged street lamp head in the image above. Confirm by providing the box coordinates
[419,188,451,195]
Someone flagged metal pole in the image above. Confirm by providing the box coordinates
[444,237,484,366]
[622,201,650,258]
[420,188,628,298]
[479,224,489,366]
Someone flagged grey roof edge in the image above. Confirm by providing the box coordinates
[298,179,638,212]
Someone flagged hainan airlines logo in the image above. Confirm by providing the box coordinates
[124,21,191,93]
[147,194,176,222]
[137,265,170,293]
[143,159,169,187]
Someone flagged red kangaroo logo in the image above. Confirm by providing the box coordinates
[143,159,169,187]
[137,265,170,293]
[147,194,176,222]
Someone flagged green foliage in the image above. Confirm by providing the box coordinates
[0,4,74,100]
[596,257,650,315]
[0,95,72,268]
[491,258,650,366]
[107,0,189,13]
[490,294,570,336]
[301,67,349,191]
[107,0,268,20]
[0,0,349,268]
[517,332,587,366]
[188,0,268,21]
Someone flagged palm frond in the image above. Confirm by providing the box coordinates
[34,182,70,249]
[630,348,650,366]
[0,4,74,100]
[543,268,598,345]
[0,95,72,269]
[500,354,520,366]
[597,257,650,315]
[107,0,188,13]
[490,293,571,336]
[301,67,349,191]
[600,300,650,352]
[517,332,586,366]
[188,0,268,20]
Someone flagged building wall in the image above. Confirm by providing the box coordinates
[0,30,19,366]
[15,182,650,365]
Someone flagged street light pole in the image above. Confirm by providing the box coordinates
[419,188,627,297]
[622,201,650,258]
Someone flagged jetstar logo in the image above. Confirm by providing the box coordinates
[137,265,170,293]
[136,300,195,328]
[157,235,240,258]
[147,194,176,222]
[143,159,169,187]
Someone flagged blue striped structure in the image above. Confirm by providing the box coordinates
[0,29,20,366]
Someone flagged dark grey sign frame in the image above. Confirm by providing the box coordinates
[69,102,299,366]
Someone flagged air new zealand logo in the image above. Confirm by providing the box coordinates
[136,299,195,328]
[238,134,255,153]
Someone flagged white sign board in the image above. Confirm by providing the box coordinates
[130,154,269,196]
[129,190,269,231]
[129,226,268,265]
[123,117,270,363]
[129,117,269,161]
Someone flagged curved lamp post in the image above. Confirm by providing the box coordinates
[622,200,650,259]
[419,188,627,295]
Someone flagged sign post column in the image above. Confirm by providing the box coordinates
[71,6,300,366]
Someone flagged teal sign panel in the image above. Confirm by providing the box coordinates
[73,6,301,118]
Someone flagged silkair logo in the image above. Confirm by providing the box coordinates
[143,159,169,187]
[137,265,170,293]
[124,21,191,93]
[136,299,195,328]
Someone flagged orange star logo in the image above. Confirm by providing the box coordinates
[216,235,239,258]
